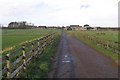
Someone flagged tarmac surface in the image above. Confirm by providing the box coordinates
[49,31,118,78]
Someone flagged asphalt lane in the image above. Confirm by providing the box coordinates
[49,32,118,78]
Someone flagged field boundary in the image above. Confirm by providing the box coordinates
[81,34,119,54]
[1,36,47,54]
[2,32,56,78]
[66,31,119,60]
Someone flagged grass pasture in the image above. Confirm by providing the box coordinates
[66,30,119,60]
[1,28,61,78]
[2,29,59,50]
[67,30,118,42]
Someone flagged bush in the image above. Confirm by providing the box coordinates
[67,27,72,30]
[39,62,49,73]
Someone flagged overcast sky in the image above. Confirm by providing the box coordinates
[0,0,119,27]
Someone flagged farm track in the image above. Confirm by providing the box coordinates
[49,31,118,78]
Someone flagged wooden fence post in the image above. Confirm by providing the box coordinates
[49,35,51,44]
[37,39,40,54]
[107,40,110,49]
[6,54,10,78]
[41,38,44,52]
[44,37,47,47]
[22,45,26,71]
[45,36,48,46]
[47,36,50,45]
[32,42,35,57]
[51,34,54,43]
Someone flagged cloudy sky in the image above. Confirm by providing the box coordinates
[0,0,119,27]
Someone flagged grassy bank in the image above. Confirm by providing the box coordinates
[19,33,61,78]
[66,30,118,60]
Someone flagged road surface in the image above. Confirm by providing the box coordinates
[49,31,118,78]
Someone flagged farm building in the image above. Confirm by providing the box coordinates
[65,24,101,31]
[66,25,82,30]
[80,24,91,30]
[79,24,100,30]
[38,26,47,29]
[70,25,82,30]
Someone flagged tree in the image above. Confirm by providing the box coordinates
[67,27,72,30]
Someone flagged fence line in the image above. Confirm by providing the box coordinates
[2,32,56,78]
[80,34,120,54]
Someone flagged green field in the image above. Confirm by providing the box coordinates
[66,30,119,60]
[67,30,118,42]
[2,29,59,50]
[1,28,119,77]
[1,28,61,78]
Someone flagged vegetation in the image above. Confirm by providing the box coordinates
[2,29,59,50]
[19,33,61,78]
[66,30,118,60]
[2,28,61,78]
[67,27,72,30]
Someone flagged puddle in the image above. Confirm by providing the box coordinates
[62,60,71,63]
[65,55,68,57]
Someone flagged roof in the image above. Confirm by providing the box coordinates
[70,25,82,27]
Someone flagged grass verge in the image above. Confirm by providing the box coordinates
[66,31,118,60]
[19,33,61,78]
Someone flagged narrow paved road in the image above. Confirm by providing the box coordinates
[49,31,118,78]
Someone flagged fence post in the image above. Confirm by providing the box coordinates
[22,45,26,71]
[32,42,35,57]
[107,40,110,49]
[40,38,43,52]
[6,54,10,78]
[49,34,52,44]
[37,39,40,54]
[46,36,48,45]
[47,35,49,45]
[44,37,47,47]
[48,35,51,45]
[51,34,54,43]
